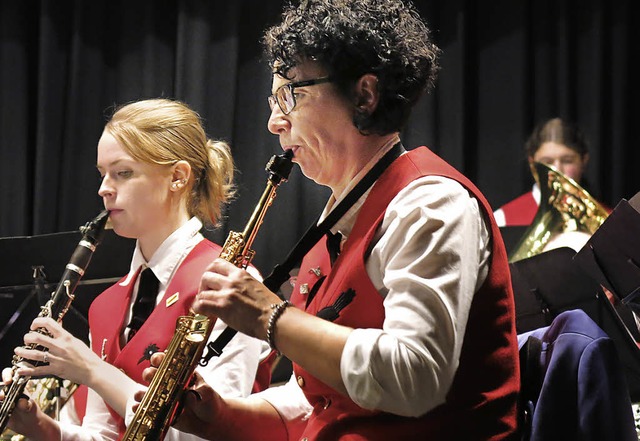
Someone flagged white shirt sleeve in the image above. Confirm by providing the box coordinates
[59,387,119,441]
[252,373,313,427]
[341,176,491,417]
[194,318,265,398]
[493,207,506,227]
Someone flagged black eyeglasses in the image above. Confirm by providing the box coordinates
[267,77,333,115]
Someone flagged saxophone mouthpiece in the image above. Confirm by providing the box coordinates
[266,150,295,185]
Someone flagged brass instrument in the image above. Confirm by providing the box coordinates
[508,162,609,262]
[1,378,78,441]
[123,150,294,441]
[0,210,109,435]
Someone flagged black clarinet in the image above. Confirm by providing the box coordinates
[0,210,109,433]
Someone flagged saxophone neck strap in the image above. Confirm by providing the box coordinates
[201,142,404,363]
[264,141,405,293]
[200,325,237,366]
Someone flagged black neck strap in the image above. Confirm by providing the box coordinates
[264,141,405,292]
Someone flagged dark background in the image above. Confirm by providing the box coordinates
[0,0,636,349]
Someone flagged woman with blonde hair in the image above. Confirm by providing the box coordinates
[1,98,266,441]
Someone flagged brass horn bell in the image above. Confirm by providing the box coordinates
[508,161,609,262]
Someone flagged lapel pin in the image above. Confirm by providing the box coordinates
[101,338,108,361]
[166,292,180,307]
[309,267,322,277]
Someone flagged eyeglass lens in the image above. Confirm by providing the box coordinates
[278,85,296,114]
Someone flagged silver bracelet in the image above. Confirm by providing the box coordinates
[266,300,292,354]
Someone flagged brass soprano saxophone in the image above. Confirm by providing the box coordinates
[123,150,294,441]
[0,210,110,434]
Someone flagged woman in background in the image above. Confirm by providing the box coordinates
[494,117,596,227]
[494,117,615,253]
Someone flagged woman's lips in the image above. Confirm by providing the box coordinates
[284,145,300,157]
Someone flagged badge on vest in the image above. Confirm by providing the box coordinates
[139,343,160,364]
[165,291,180,307]
[100,338,108,361]
[316,288,355,321]
[309,267,322,277]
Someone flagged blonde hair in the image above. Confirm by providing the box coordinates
[105,98,235,226]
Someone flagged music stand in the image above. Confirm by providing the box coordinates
[510,247,600,331]
[498,226,528,257]
[0,229,135,368]
[572,193,640,402]
[574,195,640,306]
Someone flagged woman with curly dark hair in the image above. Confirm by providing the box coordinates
[142,1,520,439]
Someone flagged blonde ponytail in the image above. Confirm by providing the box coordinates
[193,139,236,226]
[105,98,236,226]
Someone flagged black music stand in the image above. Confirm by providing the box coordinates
[510,247,602,332]
[574,195,640,307]
[498,225,528,257]
[0,229,135,368]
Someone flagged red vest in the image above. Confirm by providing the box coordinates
[290,147,520,440]
[76,240,272,433]
[497,191,538,226]
[84,240,221,435]
[89,240,222,383]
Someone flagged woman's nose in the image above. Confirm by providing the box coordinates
[267,106,289,135]
[98,177,114,197]
[545,159,561,171]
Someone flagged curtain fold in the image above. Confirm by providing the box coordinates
[0,0,635,275]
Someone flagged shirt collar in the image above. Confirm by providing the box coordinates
[532,183,541,204]
[125,217,203,287]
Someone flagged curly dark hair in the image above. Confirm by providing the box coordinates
[263,0,441,135]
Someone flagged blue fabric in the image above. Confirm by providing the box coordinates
[518,309,636,441]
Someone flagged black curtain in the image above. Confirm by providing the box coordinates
[0,0,636,276]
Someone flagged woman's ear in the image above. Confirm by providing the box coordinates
[353,73,379,115]
[171,160,191,191]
